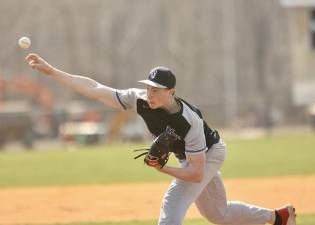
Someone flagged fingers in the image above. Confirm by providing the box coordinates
[28,60,37,69]
[24,53,54,75]
[25,53,42,70]
[25,53,39,63]
[146,159,160,167]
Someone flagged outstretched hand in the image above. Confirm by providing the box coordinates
[25,54,54,75]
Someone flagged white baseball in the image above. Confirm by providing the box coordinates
[18,37,31,49]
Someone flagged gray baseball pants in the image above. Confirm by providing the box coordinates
[158,140,273,225]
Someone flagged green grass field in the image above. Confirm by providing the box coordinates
[1,133,315,225]
[0,134,314,187]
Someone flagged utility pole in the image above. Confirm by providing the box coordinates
[223,0,238,126]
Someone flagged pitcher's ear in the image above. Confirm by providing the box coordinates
[169,88,175,96]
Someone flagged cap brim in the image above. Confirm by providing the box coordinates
[138,80,168,88]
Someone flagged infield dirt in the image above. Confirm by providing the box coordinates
[0,176,314,225]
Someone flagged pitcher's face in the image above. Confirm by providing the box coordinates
[146,86,174,109]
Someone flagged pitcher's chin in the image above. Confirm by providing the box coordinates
[148,102,157,109]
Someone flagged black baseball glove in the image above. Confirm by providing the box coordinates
[134,128,178,168]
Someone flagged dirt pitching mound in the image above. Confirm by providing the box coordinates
[0,176,314,225]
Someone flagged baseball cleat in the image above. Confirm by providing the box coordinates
[275,204,296,225]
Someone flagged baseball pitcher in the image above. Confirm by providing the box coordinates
[25,53,296,225]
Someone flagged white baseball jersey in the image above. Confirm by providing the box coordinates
[115,88,273,225]
[115,88,219,159]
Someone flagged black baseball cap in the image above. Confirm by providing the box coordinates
[138,66,176,89]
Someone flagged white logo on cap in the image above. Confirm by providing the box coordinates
[149,69,158,80]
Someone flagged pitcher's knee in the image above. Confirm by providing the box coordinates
[199,209,227,225]
[207,215,227,225]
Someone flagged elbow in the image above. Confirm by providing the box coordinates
[194,177,203,183]
[191,172,204,183]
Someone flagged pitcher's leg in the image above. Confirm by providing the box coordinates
[158,142,227,225]
[195,172,273,225]
[158,176,213,225]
